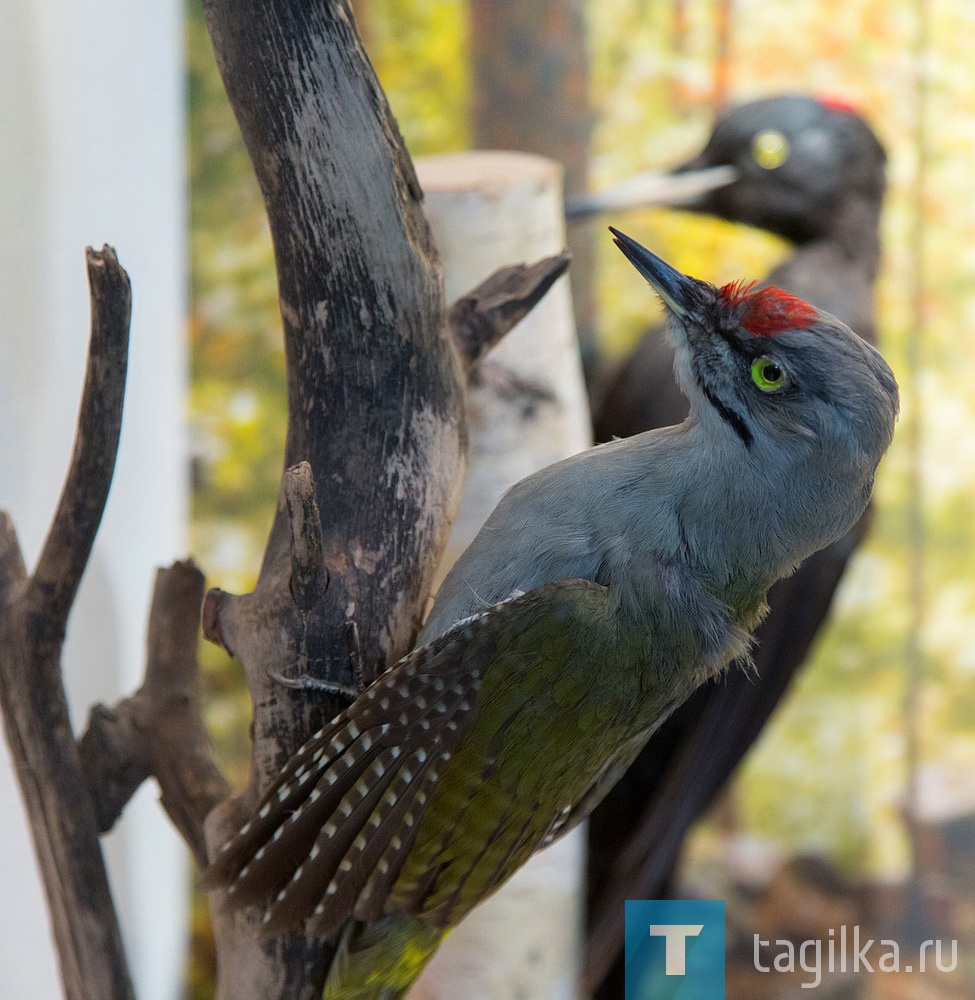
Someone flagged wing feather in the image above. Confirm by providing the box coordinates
[205,579,652,940]
[261,745,403,933]
[202,599,497,930]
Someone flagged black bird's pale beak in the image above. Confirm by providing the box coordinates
[565,164,737,222]
[609,228,701,319]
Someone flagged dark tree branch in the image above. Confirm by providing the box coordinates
[144,561,229,863]
[0,511,27,600]
[201,586,234,655]
[198,2,468,995]
[199,0,466,755]
[26,246,131,643]
[80,561,230,866]
[79,702,151,833]
[0,249,135,1000]
[448,251,572,370]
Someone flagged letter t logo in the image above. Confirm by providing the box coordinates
[625,899,725,999]
[647,924,704,975]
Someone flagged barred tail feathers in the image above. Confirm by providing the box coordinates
[200,620,482,927]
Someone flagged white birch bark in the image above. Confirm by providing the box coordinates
[411,150,591,1000]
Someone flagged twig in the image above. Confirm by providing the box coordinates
[145,561,230,863]
[0,247,135,1000]
[26,246,131,641]
[0,511,26,599]
[79,561,230,865]
[448,251,571,370]
[79,701,151,833]
[202,587,235,655]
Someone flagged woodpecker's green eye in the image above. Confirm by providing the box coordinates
[751,130,789,170]
[751,356,788,392]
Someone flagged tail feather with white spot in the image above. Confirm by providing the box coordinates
[200,622,482,935]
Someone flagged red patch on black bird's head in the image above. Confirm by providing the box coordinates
[720,280,818,338]
[817,95,860,116]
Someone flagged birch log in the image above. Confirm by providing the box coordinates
[411,150,591,1000]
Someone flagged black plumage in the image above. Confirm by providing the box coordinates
[583,95,887,997]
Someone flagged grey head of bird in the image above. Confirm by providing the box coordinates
[609,227,899,574]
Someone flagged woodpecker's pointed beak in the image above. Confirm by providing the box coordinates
[609,228,698,319]
[565,165,737,222]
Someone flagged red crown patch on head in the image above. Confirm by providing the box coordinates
[817,95,860,116]
[720,281,818,338]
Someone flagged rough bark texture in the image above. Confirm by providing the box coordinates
[470,0,597,381]
[198,0,463,746]
[0,247,135,1000]
[195,2,467,994]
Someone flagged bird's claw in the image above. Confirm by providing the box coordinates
[267,669,359,702]
[267,620,365,703]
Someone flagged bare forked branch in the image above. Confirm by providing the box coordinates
[26,246,131,642]
[0,247,135,1000]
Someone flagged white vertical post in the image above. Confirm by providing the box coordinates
[410,151,590,1000]
[0,4,187,1000]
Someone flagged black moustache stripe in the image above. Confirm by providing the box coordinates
[701,384,753,447]
[716,326,758,361]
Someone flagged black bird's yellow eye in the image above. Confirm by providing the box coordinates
[751,356,788,392]
[751,130,789,170]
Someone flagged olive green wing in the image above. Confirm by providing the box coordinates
[203,578,643,938]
